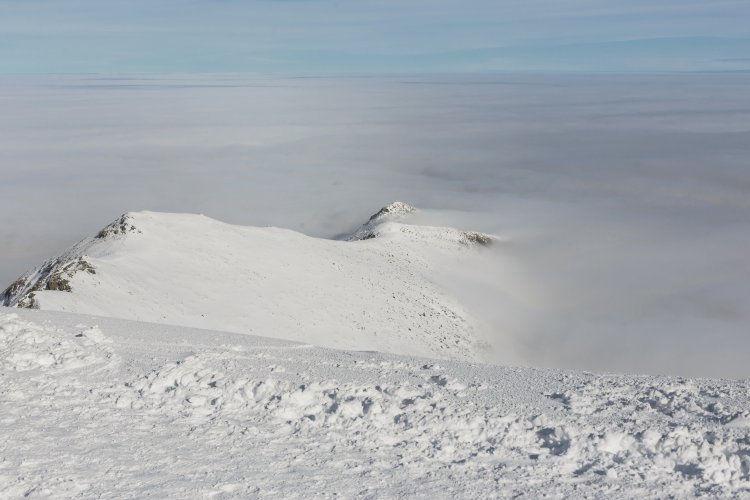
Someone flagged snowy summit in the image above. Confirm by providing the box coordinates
[2,203,493,361]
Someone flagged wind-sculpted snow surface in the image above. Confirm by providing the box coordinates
[0,314,113,373]
[1,204,492,361]
[1,309,749,498]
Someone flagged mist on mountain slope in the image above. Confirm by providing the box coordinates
[2,73,750,378]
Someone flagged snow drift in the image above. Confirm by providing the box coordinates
[2,308,749,498]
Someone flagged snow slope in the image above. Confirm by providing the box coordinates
[1,307,749,498]
[1,204,493,361]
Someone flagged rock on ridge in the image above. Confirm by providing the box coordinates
[2,251,97,308]
[367,201,418,222]
[96,213,142,239]
[347,201,493,248]
[1,213,140,307]
[346,202,417,241]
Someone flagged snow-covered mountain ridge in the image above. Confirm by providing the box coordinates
[1,203,494,360]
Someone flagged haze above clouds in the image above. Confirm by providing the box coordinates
[1,0,749,73]
[2,73,750,378]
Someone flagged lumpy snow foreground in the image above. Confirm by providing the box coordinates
[2,203,492,361]
[2,308,750,498]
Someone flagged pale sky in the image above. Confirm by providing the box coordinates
[1,0,749,73]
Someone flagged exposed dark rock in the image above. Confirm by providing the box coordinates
[17,293,38,309]
[97,214,140,239]
[46,274,72,292]
[1,278,26,306]
[3,213,134,307]
[461,231,493,247]
[347,202,417,241]
[2,257,97,307]
[43,258,96,293]
[345,202,494,248]
[366,202,417,223]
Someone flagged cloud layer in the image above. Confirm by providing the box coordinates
[2,73,750,378]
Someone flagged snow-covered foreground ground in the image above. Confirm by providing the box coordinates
[2,308,749,498]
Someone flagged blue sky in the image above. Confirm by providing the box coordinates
[1,0,749,74]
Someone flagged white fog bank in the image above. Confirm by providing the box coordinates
[1,73,749,378]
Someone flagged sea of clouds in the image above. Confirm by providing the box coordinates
[2,73,749,378]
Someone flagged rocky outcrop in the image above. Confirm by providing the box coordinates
[1,257,97,308]
[346,202,417,241]
[347,202,493,248]
[0,212,137,307]
[96,214,141,239]
[460,231,493,247]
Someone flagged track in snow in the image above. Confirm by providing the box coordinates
[2,308,749,498]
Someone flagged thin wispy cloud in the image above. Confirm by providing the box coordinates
[1,0,749,73]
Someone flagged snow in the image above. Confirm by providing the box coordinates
[2,205,493,361]
[2,203,750,497]
[2,308,750,498]
[346,201,418,241]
